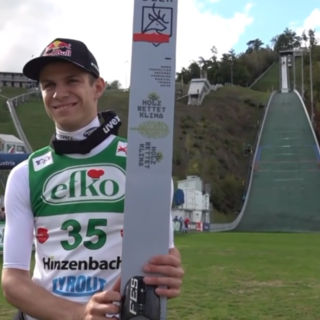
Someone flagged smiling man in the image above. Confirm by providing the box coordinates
[1,38,184,320]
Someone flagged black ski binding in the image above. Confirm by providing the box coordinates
[120,276,160,320]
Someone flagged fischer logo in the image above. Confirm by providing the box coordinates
[56,133,73,140]
[83,127,98,138]
[52,275,107,297]
[42,164,125,205]
[43,256,122,271]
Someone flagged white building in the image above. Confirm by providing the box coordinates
[187,78,211,106]
[0,71,37,88]
[0,134,26,153]
[172,175,211,223]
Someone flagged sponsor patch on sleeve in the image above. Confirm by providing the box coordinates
[116,141,127,157]
[32,151,53,171]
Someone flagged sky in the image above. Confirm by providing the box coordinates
[0,0,319,88]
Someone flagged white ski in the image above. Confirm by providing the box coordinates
[120,0,178,319]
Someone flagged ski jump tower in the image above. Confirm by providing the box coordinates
[187,70,211,106]
[279,50,292,93]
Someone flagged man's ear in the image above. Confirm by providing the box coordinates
[94,77,105,99]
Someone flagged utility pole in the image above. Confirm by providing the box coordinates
[301,49,304,98]
[124,60,128,89]
[309,47,314,125]
[230,61,234,85]
[293,52,296,89]
[181,74,184,95]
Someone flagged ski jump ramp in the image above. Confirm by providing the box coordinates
[281,56,289,93]
[211,89,320,232]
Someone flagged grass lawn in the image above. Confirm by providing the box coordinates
[251,62,280,93]
[1,233,320,320]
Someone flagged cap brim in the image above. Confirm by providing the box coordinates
[22,56,95,81]
[23,56,70,81]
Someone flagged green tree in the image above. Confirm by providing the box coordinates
[106,80,121,90]
[308,29,317,48]
[272,28,302,51]
[246,38,264,54]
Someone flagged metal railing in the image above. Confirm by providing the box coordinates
[210,89,277,231]
[249,61,276,89]
[6,91,42,153]
[279,55,282,91]
[0,171,6,190]
[238,91,277,211]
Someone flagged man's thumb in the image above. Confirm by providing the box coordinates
[112,277,121,292]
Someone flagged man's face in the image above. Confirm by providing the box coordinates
[39,61,104,131]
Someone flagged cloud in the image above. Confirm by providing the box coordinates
[295,8,320,43]
[0,0,253,87]
[289,21,299,27]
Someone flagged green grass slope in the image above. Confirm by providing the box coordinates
[0,87,28,136]
[250,56,308,94]
[14,86,269,214]
[1,233,320,320]
[15,87,268,150]
[0,83,270,213]
[250,61,279,92]
[0,87,29,194]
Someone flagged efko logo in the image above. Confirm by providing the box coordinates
[42,164,126,205]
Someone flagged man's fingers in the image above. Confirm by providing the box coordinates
[112,277,121,292]
[155,287,180,299]
[143,275,182,290]
[148,255,181,268]
[92,290,122,304]
[143,264,184,279]
[96,302,120,315]
[85,299,120,318]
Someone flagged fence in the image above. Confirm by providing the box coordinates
[237,91,277,211]
[6,91,42,153]
[249,61,276,89]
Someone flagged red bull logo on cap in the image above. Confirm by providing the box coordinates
[44,40,72,57]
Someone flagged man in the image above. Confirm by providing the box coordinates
[2,38,184,320]
[0,206,5,221]
[184,217,190,232]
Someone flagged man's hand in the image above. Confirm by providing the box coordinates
[81,279,121,320]
[143,253,184,299]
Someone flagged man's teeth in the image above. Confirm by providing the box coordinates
[56,104,75,109]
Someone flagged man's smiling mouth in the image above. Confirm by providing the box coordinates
[53,102,77,110]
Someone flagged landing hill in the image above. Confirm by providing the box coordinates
[0,86,268,217]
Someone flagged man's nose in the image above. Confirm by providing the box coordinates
[52,84,69,100]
